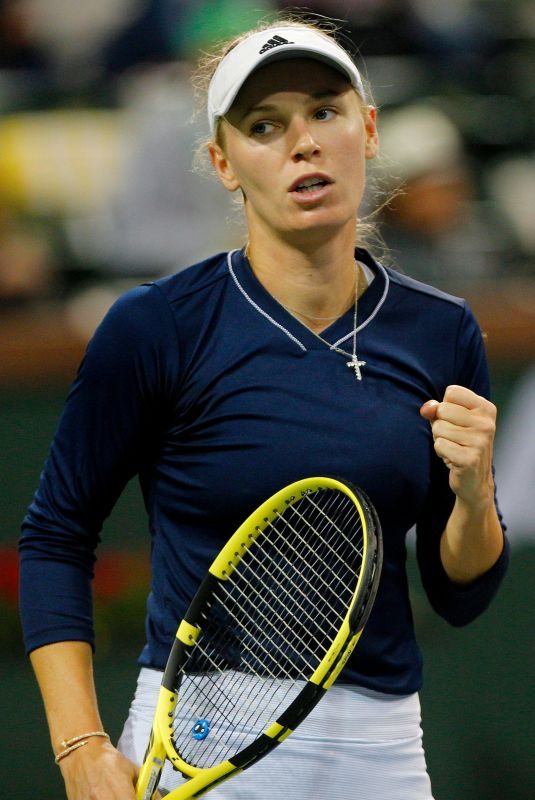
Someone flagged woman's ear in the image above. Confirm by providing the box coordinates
[208,142,241,192]
[363,106,379,160]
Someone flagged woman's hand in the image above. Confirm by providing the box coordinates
[58,736,139,800]
[420,384,496,509]
[420,384,504,583]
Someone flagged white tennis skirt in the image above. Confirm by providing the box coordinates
[118,667,435,800]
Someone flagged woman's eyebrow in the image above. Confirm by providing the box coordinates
[311,88,344,99]
[238,103,277,122]
[238,89,344,122]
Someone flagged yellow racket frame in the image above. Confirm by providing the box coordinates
[136,476,374,800]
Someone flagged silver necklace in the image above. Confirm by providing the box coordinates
[309,263,366,380]
[229,250,372,381]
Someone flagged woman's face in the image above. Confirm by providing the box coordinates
[209,58,379,248]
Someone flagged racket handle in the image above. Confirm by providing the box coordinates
[136,729,167,800]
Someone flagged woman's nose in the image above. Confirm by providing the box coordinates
[290,122,321,162]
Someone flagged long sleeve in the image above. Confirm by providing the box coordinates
[415,302,509,626]
[19,283,179,654]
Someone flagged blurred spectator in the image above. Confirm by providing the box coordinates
[376,103,514,289]
[103,0,191,75]
[65,61,240,279]
[277,0,500,74]
[8,1,278,91]
[0,0,50,71]
[15,0,144,88]
[494,364,535,545]
[0,202,55,307]
[276,1,520,112]
[104,0,277,68]
[0,106,127,304]
[406,0,504,88]
[278,0,436,58]
[486,155,535,272]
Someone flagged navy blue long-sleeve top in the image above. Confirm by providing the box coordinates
[19,248,509,695]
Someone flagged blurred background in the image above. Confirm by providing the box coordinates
[1,1,533,797]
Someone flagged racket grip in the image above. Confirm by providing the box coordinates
[136,728,167,800]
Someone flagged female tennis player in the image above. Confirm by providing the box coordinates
[19,16,509,800]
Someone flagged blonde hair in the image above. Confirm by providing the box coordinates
[191,12,391,258]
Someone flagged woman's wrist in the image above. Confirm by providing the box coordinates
[54,730,110,764]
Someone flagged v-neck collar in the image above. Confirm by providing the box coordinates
[227,247,389,353]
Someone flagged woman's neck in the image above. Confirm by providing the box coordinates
[244,231,363,333]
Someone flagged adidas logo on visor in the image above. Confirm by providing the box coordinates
[259,35,294,54]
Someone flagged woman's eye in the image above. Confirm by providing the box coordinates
[250,121,275,136]
[315,108,336,121]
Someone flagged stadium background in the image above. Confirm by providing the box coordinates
[1,2,533,797]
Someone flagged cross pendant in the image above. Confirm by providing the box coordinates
[346,355,366,380]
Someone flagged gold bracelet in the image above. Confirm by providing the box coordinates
[54,731,110,765]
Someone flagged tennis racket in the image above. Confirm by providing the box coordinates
[136,475,382,800]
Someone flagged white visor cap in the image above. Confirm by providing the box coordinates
[207,26,365,135]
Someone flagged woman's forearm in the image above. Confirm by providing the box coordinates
[30,640,139,799]
[30,640,104,756]
[440,495,505,585]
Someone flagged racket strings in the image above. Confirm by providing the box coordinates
[293,490,364,556]
[171,635,303,766]
[255,494,364,635]
[194,491,363,674]
[175,496,363,738]
[268,495,364,606]
[170,487,367,769]
[240,509,362,654]
[217,572,321,675]
[236,551,335,660]
[212,501,362,676]
[242,516,354,641]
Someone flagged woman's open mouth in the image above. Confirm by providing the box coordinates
[290,174,333,202]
